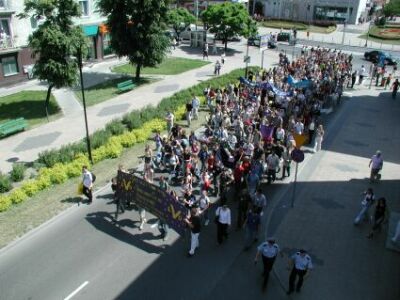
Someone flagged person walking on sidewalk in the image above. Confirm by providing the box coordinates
[391,79,399,99]
[367,197,387,239]
[313,124,324,153]
[254,237,282,291]
[215,204,231,245]
[185,100,193,127]
[82,165,94,204]
[354,188,375,225]
[203,42,209,60]
[191,94,200,120]
[287,249,313,295]
[369,150,383,182]
[185,207,202,257]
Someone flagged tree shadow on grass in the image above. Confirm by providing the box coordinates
[0,99,60,126]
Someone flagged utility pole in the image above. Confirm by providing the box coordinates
[365,20,372,47]
[342,0,351,45]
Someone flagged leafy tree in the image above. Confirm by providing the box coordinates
[202,2,257,51]
[98,0,170,80]
[383,0,400,18]
[166,7,196,42]
[18,0,86,120]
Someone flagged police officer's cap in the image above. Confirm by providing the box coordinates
[299,249,307,254]
[267,237,275,243]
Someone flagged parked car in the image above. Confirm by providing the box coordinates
[215,33,241,42]
[364,50,398,65]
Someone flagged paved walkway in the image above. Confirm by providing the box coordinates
[260,23,400,52]
[0,41,269,172]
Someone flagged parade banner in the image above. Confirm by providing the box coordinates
[116,171,187,235]
[287,75,311,89]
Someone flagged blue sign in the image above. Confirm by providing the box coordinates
[291,148,305,163]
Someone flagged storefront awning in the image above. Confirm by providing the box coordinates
[83,25,98,37]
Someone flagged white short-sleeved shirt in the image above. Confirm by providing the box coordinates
[82,171,93,188]
[291,252,313,270]
[370,155,383,169]
[258,242,280,258]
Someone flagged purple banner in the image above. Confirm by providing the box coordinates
[260,124,274,139]
[117,171,187,235]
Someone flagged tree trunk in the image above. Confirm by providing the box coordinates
[135,64,141,81]
[224,38,228,52]
[45,84,54,122]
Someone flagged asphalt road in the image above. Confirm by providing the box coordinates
[0,41,399,300]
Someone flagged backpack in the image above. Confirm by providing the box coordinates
[91,172,96,183]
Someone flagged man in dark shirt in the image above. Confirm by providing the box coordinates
[185,208,202,257]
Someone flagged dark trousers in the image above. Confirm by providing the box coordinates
[267,169,276,184]
[282,165,291,178]
[114,198,125,220]
[82,186,92,202]
[392,90,398,99]
[217,222,229,244]
[262,256,276,287]
[289,268,307,292]
[308,130,314,144]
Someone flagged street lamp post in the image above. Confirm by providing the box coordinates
[365,20,372,47]
[77,45,93,164]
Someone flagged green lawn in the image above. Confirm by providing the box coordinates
[0,91,60,127]
[75,77,156,107]
[260,20,336,34]
[363,25,400,44]
[112,57,211,76]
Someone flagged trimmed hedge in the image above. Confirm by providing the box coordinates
[0,67,257,212]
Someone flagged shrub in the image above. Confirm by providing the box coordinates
[132,129,150,143]
[106,119,127,135]
[118,131,137,147]
[21,180,40,197]
[140,106,162,123]
[10,163,26,182]
[49,164,69,184]
[8,189,28,204]
[38,149,61,168]
[36,175,52,190]
[89,129,112,149]
[0,195,12,212]
[122,111,142,130]
[141,118,166,133]
[0,173,12,193]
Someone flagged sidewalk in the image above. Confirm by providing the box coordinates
[259,25,400,52]
[0,42,274,173]
[267,87,400,299]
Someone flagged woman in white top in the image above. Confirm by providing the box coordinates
[313,124,324,153]
[216,204,231,244]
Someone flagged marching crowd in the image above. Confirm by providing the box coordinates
[81,46,399,294]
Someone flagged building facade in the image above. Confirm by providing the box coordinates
[263,0,369,25]
[0,0,112,87]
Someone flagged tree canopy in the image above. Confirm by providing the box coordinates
[166,7,196,41]
[18,0,86,119]
[201,2,257,51]
[383,0,400,17]
[98,0,170,80]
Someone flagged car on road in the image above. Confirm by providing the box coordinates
[215,33,241,42]
[364,50,398,65]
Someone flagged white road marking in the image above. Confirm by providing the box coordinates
[64,281,89,300]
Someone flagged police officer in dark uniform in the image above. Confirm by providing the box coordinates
[287,249,313,294]
[254,238,282,290]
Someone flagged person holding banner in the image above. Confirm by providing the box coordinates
[185,207,202,257]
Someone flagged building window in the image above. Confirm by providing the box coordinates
[0,0,5,9]
[0,19,10,37]
[2,56,19,76]
[79,0,89,16]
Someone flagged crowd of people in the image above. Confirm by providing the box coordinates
[80,46,398,293]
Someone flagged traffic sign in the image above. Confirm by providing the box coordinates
[243,55,251,63]
[291,148,304,163]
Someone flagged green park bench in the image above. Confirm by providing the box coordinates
[0,118,28,138]
[117,79,135,93]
